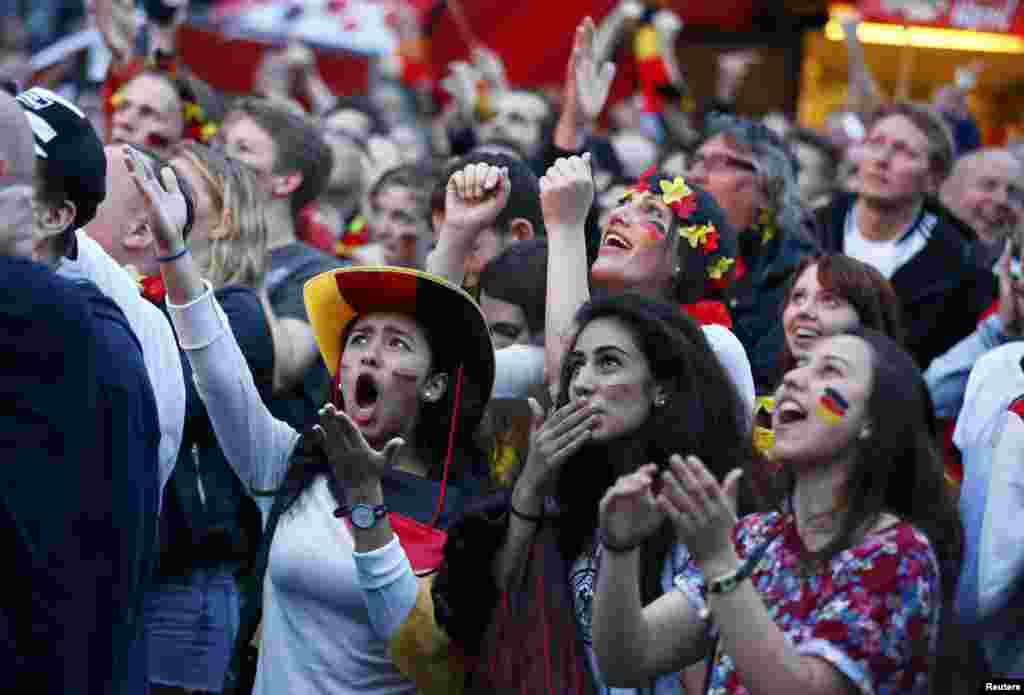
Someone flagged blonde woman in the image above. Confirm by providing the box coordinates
[170,142,311,396]
[170,142,268,290]
[142,143,279,695]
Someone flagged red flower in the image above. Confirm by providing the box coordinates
[140,275,166,305]
[669,195,697,220]
[682,300,732,328]
[703,229,719,255]
[733,256,747,281]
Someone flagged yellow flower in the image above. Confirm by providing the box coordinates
[707,256,735,280]
[753,426,775,455]
[110,90,125,108]
[758,207,776,244]
[680,223,713,249]
[755,396,775,415]
[184,101,204,122]
[489,444,521,487]
[659,177,692,206]
[200,123,219,141]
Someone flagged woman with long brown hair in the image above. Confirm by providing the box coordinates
[593,327,961,695]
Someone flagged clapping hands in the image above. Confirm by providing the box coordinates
[599,455,743,571]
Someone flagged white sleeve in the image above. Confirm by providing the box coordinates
[978,410,1024,622]
[492,344,546,399]
[58,230,185,494]
[354,537,419,640]
[167,282,300,524]
[701,325,756,430]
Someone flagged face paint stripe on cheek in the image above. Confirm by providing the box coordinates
[599,382,644,401]
[638,223,666,248]
[816,387,848,425]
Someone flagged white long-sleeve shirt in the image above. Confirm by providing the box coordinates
[167,283,418,695]
[58,229,185,499]
[953,342,1024,677]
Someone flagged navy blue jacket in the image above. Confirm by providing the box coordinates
[0,257,160,694]
[728,222,821,392]
[815,193,998,371]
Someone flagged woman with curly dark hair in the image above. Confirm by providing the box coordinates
[470,292,750,694]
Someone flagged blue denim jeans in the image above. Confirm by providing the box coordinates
[144,568,240,693]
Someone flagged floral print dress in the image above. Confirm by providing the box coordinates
[674,511,941,695]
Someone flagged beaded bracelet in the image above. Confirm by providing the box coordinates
[156,246,190,263]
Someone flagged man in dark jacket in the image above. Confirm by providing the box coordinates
[814,102,996,371]
[0,88,161,695]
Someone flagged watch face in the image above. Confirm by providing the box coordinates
[350,503,384,529]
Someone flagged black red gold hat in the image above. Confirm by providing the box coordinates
[303,266,495,412]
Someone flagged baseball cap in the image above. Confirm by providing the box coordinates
[16,87,106,230]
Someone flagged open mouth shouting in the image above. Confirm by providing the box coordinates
[601,230,634,252]
[789,324,822,348]
[773,397,808,429]
[351,372,381,426]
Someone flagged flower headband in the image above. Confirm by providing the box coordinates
[621,171,718,255]
[109,56,220,147]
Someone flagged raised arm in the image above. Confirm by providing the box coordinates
[554,17,617,153]
[541,153,594,390]
[316,403,418,639]
[593,465,709,685]
[494,398,597,590]
[592,0,643,66]
[654,456,859,695]
[425,161,511,286]
[840,12,883,116]
[713,50,759,109]
[125,146,298,520]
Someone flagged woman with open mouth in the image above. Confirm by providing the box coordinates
[592,328,961,695]
[128,147,495,695]
[537,154,756,422]
[752,253,905,456]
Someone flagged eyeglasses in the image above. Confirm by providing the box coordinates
[689,151,759,175]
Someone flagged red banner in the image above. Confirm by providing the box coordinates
[858,0,1024,33]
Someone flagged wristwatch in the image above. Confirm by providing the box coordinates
[707,538,773,595]
[343,503,388,530]
[707,565,750,595]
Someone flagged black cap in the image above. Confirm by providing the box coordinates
[16,87,106,230]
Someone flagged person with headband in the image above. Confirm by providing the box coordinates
[128,145,495,694]
[540,154,755,419]
[430,156,756,422]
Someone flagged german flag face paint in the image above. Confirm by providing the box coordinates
[816,387,849,425]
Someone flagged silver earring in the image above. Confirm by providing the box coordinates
[859,427,871,440]
[654,395,667,408]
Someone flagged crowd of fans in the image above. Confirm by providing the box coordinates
[3,0,1024,693]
